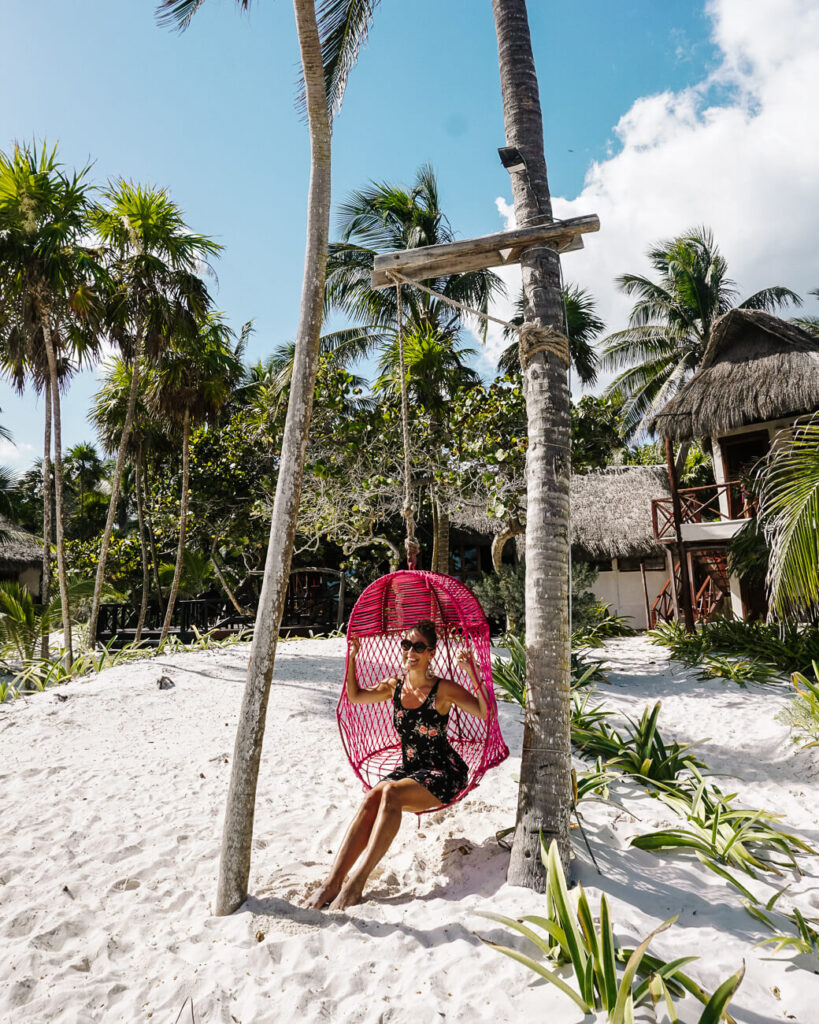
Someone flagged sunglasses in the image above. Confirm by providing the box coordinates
[400,639,434,654]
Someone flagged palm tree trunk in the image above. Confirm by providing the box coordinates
[211,540,245,616]
[135,439,150,642]
[493,0,573,885]
[40,377,52,660]
[88,331,144,647]
[433,493,450,575]
[674,439,691,481]
[143,459,165,617]
[215,0,332,917]
[160,409,191,643]
[41,317,73,668]
[431,493,439,571]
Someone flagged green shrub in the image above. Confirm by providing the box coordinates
[650,617,819,675]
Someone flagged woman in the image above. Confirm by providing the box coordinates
[306,618,489,911]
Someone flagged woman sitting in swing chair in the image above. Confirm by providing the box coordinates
[306,618,490,911]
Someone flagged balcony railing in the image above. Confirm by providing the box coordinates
[651,481,756,543]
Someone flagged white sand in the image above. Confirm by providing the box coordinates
[2,636,819,1023]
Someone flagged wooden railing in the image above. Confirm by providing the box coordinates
[650,561,681,626]
[651,481,756,542]
[97,598,252,647]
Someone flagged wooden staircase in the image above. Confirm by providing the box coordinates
[650,551,730,627]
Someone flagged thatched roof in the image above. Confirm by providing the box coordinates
[0,515,42,569]
[648,309,819,441]
[449,465,670,561]
[570,466,669,560]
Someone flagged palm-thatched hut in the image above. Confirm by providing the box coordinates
[0,515,42,597]
[647,308,819,620]
[449,465,673,628]
[648,309,819,445]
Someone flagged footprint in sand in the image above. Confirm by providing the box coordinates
[4,909,40,938]
[110,877,141,893]
[104,842,144,864]
[31,919,83,952]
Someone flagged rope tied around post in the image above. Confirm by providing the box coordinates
[394,277,420,569]
[518,322,570,369]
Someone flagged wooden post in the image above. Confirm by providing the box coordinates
[639,560,652,631]
[336,572,346,631]
[665,436,696,632]
[665,546,680,622]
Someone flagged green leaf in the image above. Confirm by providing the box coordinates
[612,916,677,1024]
[696,963,744,1024]
[478,939,591,1014]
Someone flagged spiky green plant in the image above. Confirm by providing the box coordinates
[631,773,815,876]
[778,661,819,746]
[479,837,743,1022]
[696,654,783,687]
[572,701,706,786]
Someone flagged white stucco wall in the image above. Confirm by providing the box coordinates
[588,560,668,631]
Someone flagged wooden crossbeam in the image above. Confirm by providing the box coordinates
[371,213,599,288]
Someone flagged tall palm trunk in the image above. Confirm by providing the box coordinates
[211,540,246,616]
[493,0,573,884]
[143,458,166,616]
[135,439,150,642]
[41,317,74,668]
[433,493,450,574]
[40,377,52,660]
[88,331,144,646]
[215,0,332,916]
[160,409,191,642]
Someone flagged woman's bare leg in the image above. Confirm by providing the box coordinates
[329,779,438,911]
[304,788,383,908]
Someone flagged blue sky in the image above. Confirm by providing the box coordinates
[2,0,816,470]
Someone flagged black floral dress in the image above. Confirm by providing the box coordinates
[383,676,469,805]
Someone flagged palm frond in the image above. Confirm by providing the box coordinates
[759,418,819,619]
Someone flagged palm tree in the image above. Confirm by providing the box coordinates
[757,417,819,620]
[324,165,505,571]
[147,313,245,641]
[373,321,482,570]
[601,227,800,442]
[64,442,104,513]
[792,288,819,337]
[86,181,219,647]
[497,283,603,385]
[0,142,104,668]
[491,0,574,884]
[91,358,164,639]
[158,0,380,915]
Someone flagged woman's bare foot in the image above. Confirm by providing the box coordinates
[304,881,341,909]
[329,878,365,911]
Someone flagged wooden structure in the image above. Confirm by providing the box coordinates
[647,309,819,622]
[280,567,347,637]
[449,466,672,631]
[371,214,599,288]
[97,597,252,647]
[0,515,42,597]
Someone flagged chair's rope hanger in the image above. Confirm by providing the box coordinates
[394,278,420,570]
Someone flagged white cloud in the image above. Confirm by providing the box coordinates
[0,438,36,472]
[483,0,819,393]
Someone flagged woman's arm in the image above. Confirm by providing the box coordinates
[437,648,490,721]
[345,635,395,705]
